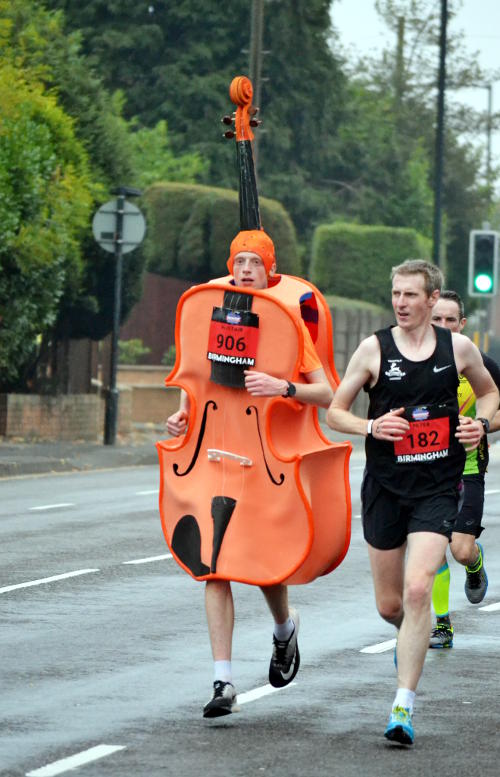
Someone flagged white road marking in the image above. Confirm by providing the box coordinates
[135,489,159,495]
[123,554,172,565]
[238,682,296,705]
[479,601,500,612]
[29,503,75,512]
[25,744,126,776]
[0,569,99,594]
[360,638,397,654]
[485,489,500,495]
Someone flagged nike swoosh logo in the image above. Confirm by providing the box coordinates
[280,654,296,681]
[433,364,451,373]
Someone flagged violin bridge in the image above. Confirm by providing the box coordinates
[207,448,253,467]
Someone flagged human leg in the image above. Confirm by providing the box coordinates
[367,543,406,628]
[203,579,237,718]
[398,531,449,690]
[384,531,448,745]
[429,556,454,648]
[450,475,487,603]
[260,584,300,687]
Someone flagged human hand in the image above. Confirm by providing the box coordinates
[243,370,288,397]
[455,414,483,451]
[371,407,409,440]
[166,409,189,437]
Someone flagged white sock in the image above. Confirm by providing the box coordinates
[273,616,294,642]
[214,660,232,684]
[393,688,416,713]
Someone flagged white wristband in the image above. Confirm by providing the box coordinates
[367,419,374,436]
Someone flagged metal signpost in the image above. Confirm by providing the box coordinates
[92,186,146,445]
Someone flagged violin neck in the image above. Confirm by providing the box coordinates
[237,140,261,231]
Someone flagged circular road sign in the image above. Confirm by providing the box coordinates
[92,199,146,254]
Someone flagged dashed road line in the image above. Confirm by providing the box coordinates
[238,682,296,705]
[135,489,159,495]
[29,503,75,512]
[360,638,397,654]
[485,489,500,495]
[0,569,99,595]
[479,601,500,612]
[25,744,126,776]
[123,554,172,565]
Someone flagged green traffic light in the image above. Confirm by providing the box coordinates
[474,273,494,293]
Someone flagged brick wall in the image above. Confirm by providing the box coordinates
[0,391,132,441]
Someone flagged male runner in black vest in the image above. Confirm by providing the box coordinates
[326,259,499,746]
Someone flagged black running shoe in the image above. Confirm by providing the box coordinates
[429,622,454,649]
[203,681,237,718]
[269,609,300,688]
[464,542,488,604]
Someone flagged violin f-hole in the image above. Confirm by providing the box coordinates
[173,400,217,477]
[246,405,285,486]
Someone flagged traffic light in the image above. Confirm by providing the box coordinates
[468,230,498,297]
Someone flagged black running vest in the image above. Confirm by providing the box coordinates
[365,325,465,497]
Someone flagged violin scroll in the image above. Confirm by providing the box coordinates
[220,76,262,143]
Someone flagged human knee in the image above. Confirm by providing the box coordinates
[404,578,430,610]
[377,594,403,624]
[451,538,476,566]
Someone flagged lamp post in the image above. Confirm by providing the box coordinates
[432,0,448,268]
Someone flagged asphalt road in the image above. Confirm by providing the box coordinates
[1,448,500,776]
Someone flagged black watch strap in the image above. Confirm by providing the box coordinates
[476,417,490,434]
[284,381,296,398]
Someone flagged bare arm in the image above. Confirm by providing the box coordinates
[243,366,334,408]
[453,334,500,448]
[166,389,190,437]
[326,336,410,440]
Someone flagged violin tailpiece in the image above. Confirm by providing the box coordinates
[210,496,237,573]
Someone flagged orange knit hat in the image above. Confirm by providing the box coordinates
[227,229,276,276]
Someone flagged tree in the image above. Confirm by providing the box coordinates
[45,0,348,244]
[0,60,94,388]
[331,0,496,297]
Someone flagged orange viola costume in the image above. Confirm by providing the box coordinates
[157,77,352,586]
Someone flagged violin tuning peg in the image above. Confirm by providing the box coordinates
[223,130,235,139]
[221,115,233,126]
[249,106,259,116]
[249,119,262,128]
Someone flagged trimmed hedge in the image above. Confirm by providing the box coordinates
[141,182,301,281]
[310,223,431,308]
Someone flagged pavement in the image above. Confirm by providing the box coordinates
[0,424,162,478]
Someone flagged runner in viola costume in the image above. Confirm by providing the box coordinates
[326,260,499,746]
[429,290,500,648]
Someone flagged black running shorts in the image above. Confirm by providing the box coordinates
[361,471,460,550]
[454,473,485,538]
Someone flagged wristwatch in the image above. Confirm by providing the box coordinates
[367,419,374,436]
[476,417,490,434]
[283,381,296,398]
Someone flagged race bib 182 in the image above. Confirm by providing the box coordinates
[394,416,450,462]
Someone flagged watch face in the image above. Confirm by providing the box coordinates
[288,382,296,397]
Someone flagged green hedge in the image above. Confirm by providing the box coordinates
[310,223,432,308]
[141,182,301,281]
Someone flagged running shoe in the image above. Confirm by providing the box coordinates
[203,681,237,718]
[464,542,488,604]
[384,705,414,745]
[269,608,300,688]
[429,622,454,649]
